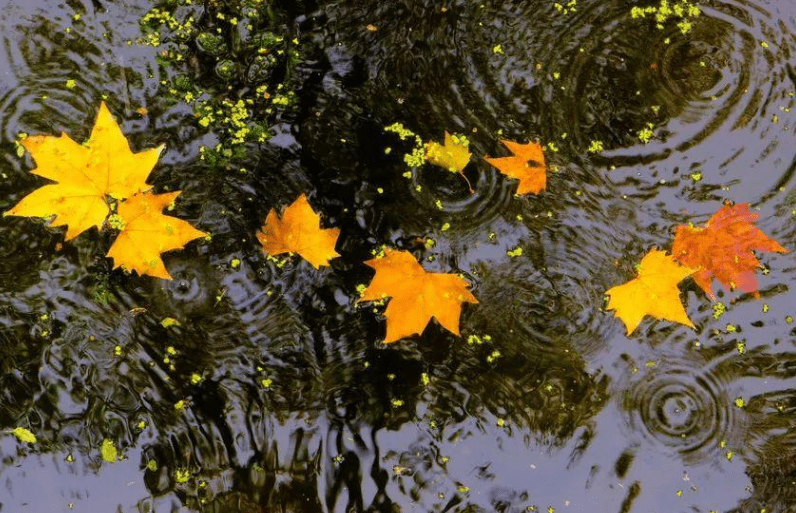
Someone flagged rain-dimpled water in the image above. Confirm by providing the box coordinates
[2,0,796,512]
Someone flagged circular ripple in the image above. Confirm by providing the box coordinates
[404,159,515,232]
[0,3,165,173]
[0,218,59,291]
[322,0,796,208]
[631,12,758,156]
[149,257,219,319]
[622,360,736,464]
[527,2,755,158]
[0,74,103,143]
[562,0,796,205]
[531,2,651,149]
[499,0,796,192]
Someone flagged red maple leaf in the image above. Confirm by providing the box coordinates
[672,203,787,297]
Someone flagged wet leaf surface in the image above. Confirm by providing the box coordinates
[672,203,788,297]
[257,193,341,269]
[358,248,478,343]
[606,249,697,334]
[5,102,205,278]
[485,139,547,195]
[5,102,160,239]
[107,191,208,279]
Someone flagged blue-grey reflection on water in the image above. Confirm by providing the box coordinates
[2,0,796,511]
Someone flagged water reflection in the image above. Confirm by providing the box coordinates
[621,356,739,465]
[1,0,796,511]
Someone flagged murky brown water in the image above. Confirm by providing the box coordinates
[2,0,796,511]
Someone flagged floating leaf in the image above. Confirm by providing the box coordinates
[161,317,182,328]
[484,139,547,195]
[106,191,207,280]
[672,203,787,297]
[5,102,160,239]
[358,248,478,343]
[4,102,205,279]
[11,427,37,444]
[606,249,697,335]
[425,132,471,173]
[257,194,340,268]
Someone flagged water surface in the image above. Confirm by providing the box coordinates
[2,0,796,511]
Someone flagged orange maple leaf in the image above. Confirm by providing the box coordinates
[672,203,787,298]
[106,191,208,280]
[257,194,341,268]
[484,139,546,195]
[605,249,698,335]
[4,102,160,240]
[358,248,478,343]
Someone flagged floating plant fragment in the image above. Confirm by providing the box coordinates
[10,427,36,444]
[101,439,117,463]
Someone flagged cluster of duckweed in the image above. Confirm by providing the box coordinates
[553,1,578,15]
[637,124,655,144]
[630,0,701,35]
[138,0,302,165]
[587,140,604,153]
[464,333,506,365]
[384,122,427,169]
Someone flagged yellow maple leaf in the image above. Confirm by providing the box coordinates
[5,102,161,240]
[425,132,472,173]
[605,249,698,335]
[5,102,205,279]
[257,194,341,268]
[106,191,208,280]
[484,139,546,195]
[358,248,478,343]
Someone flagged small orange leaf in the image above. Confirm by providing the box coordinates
[484,139,546,195]
[358,248,478,343]
[106,191,207,280]
[672,203,787,298]
[4,102,160,240]
[425,132,471,173]
[605,249,698,335]
[257,194,340,268]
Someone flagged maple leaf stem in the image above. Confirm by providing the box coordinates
[458,171,474,194]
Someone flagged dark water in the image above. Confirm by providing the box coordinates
[2,0,796,511]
